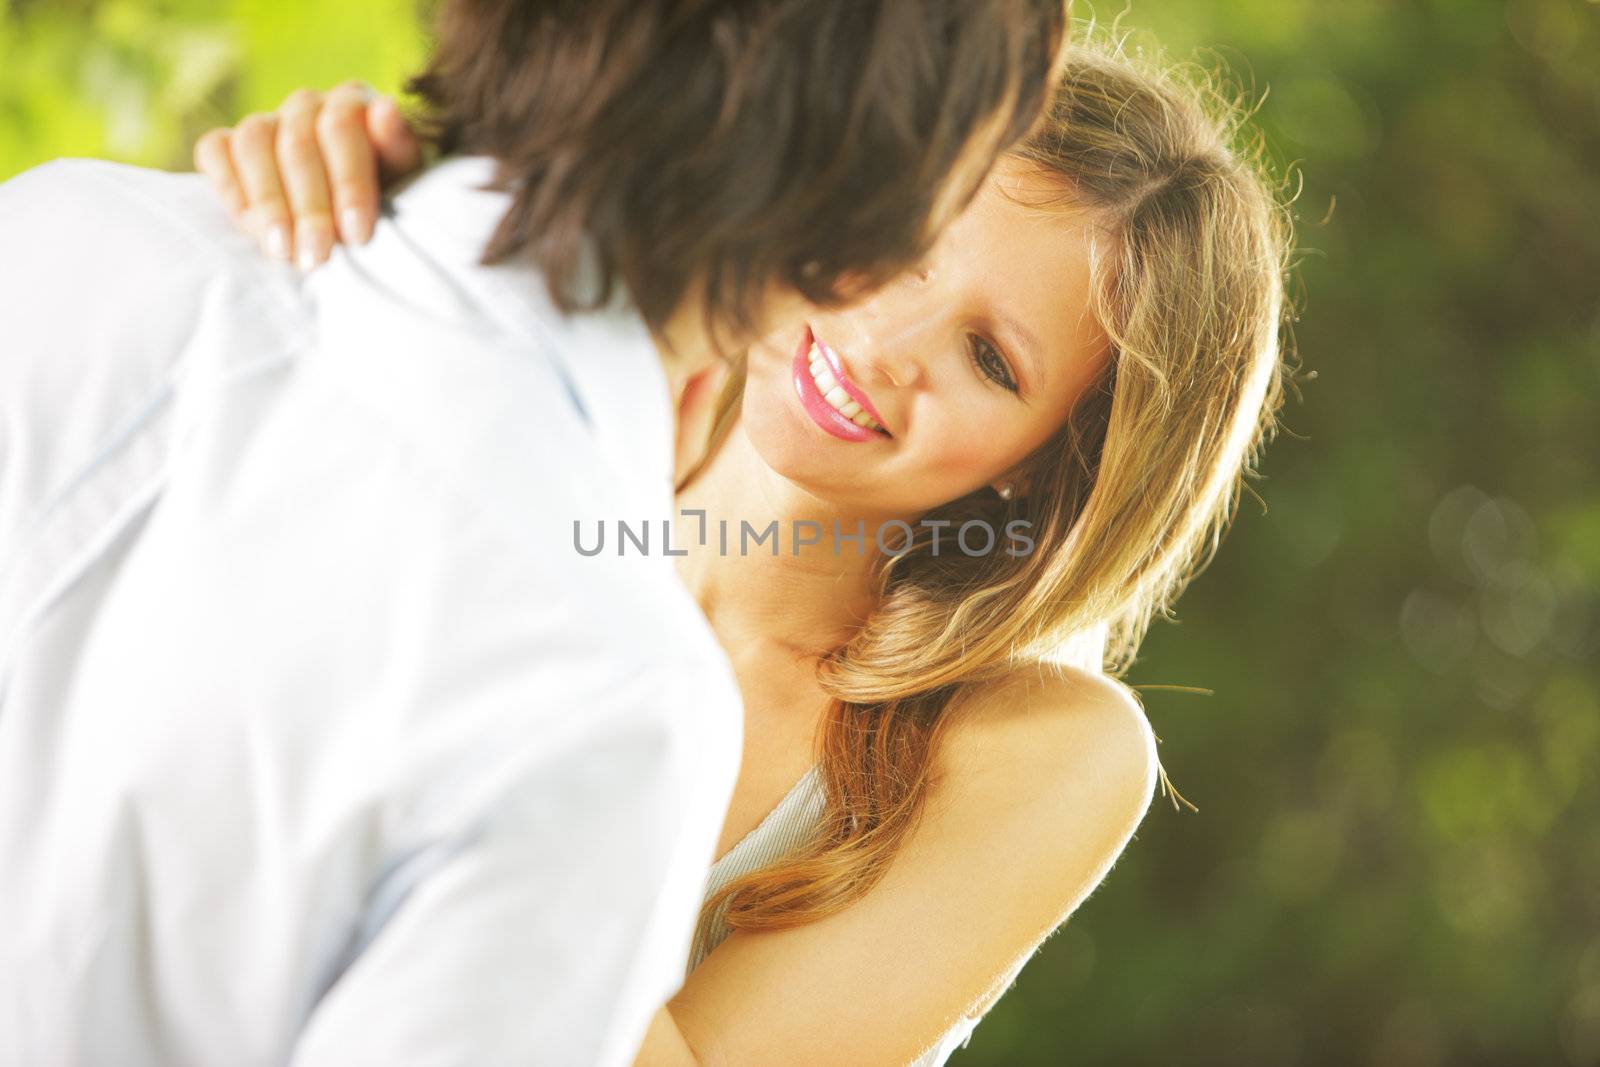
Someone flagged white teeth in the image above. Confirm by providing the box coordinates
[807,342,885,433]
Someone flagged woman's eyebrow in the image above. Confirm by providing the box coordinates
[995,310,1045,387]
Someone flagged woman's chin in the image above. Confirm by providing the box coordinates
[744,416,839,489]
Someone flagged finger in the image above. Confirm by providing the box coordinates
[367,94,424,181]
[193,128,248,222]
[277,89,336,270]
[325,79,377,107]
[318,83,382,244]
[232,111,292,262]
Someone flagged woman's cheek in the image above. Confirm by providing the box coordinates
[917,418,1016,497]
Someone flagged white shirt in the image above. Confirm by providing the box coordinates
[0,156,744,1067]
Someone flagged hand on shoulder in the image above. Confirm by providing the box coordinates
[193,81,424,269]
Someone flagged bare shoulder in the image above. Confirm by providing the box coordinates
[930,662,1161,897]
[941,662,1159,809]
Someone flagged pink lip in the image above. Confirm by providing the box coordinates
[791,326,889,443]
[812,331,889,428]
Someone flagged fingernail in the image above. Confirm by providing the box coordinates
[265,224,290,261]
[340,208,373,244]
[297,223,332,271]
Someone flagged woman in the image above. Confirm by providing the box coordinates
[197,27,1295,1066]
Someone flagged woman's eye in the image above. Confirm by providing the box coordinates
[968,336,1019,394]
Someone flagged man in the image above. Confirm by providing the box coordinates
[0,1,1067,1064]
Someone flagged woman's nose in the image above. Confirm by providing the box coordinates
[875,355,918,388]
[855,327,928,389]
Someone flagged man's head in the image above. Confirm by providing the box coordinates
[409,0,1070,381]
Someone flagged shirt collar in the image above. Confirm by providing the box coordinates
[384,156,676,512]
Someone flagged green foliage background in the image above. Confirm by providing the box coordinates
[4,1,1598,1064]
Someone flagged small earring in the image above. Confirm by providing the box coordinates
[997,483,1015,501]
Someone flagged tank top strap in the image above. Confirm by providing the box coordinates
[687,764,827,974]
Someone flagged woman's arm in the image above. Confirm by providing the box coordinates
[625,665,1159,1067]
[193,82,422,268]
[633,1006,705,1067]
[664,665,1159,1067]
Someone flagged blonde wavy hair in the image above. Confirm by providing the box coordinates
[685,25,1299,936]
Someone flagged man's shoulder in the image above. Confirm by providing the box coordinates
[0,158,304,352]
[3,158,261,264]
[6,158,229,224]
[0,160,310,548]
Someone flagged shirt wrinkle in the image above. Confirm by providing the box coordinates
[0,156,744,1067]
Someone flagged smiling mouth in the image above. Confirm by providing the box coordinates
[804,343,890,435]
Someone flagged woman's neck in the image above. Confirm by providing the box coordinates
[673,421,909,656]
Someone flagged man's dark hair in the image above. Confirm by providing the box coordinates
[409,0,1069,339]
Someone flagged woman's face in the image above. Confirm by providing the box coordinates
[741,155,1112,519]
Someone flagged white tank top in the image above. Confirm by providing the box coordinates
[684,623,1111,1064]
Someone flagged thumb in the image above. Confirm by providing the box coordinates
[366,94,424,182]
